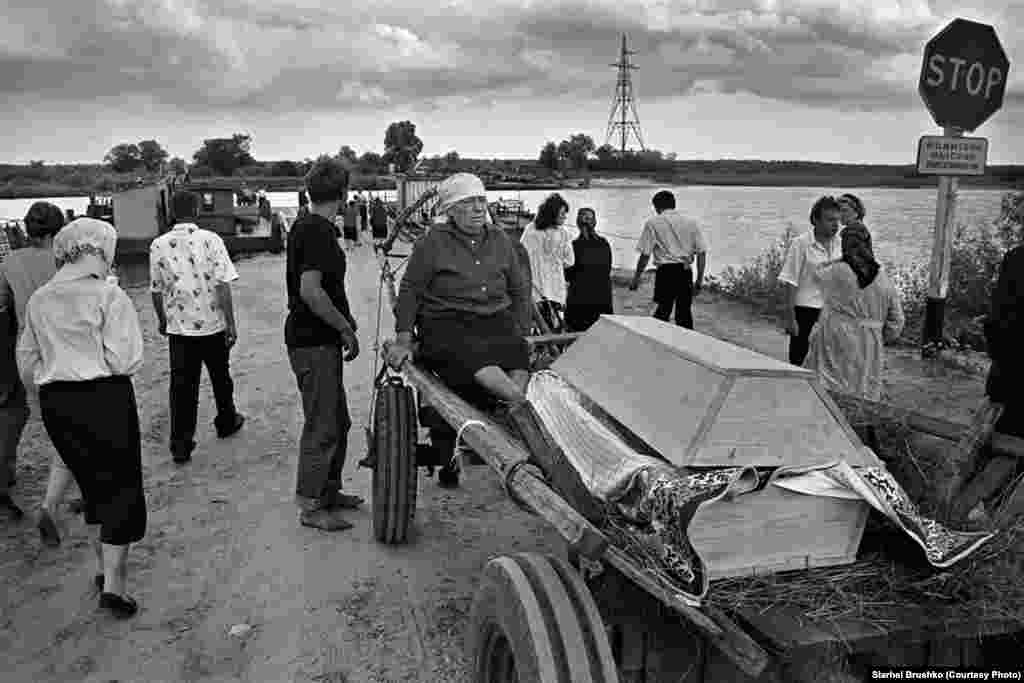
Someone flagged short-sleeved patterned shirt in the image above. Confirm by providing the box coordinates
[149,223,239,336]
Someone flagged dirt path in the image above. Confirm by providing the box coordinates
[0,246,987,682]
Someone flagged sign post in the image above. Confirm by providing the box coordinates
[917,18,1009,355]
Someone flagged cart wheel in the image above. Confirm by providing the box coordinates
[469,553,619,683]
[371,377,418,544]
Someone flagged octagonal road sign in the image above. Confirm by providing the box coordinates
[919,18,1010,132]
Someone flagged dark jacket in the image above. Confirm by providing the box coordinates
[395,220,531,334]
[985,245,1024,403]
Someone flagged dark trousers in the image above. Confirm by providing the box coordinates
[653,264,694,329]
[0,381,29,494]
[288,345,352,501]
[788,306,822,366]
[169,332,238,454]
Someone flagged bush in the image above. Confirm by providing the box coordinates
[708,223,796,315]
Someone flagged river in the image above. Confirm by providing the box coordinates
[1,185,1011,282]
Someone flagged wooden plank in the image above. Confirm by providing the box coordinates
[812,381,870,458]
[942,398,1004,507]
[949,455,1019,522]
[993,473,1024,526]
[526,332,583,346]
[601,547,770,678]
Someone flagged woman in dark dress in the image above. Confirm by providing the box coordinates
[564,207,613,332]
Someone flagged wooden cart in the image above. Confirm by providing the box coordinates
[366,205,1022,683]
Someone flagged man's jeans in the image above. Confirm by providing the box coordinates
[0,380,29,494]
[288,345,352,503]
[169,332,238,454]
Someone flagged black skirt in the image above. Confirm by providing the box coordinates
[419,310,529,398]
[39,375,146,546]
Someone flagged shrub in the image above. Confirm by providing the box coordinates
[710,223,796,315]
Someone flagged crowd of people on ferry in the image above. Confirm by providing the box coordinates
[5,158,1018,622]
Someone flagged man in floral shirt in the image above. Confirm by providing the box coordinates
[150,191,245,464]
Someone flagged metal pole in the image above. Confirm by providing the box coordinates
[921,126,962,355]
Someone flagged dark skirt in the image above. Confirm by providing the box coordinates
[39,375,146,546]
[419,310,529,400]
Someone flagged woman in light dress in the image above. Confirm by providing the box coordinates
[803,194,904,402]
[519,193,574,333]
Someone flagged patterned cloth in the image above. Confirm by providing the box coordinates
[526,370,997,604]
[150,223,238,336]
[520,222,575,306]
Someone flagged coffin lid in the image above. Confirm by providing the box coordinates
[550,315,875,469]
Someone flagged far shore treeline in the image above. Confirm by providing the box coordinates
[2,120,1022,199]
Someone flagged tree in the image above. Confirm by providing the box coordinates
[337,145,359,166]
[382,121,424,173]
[538,141,559,171]
[444,150,460,171]
[359,151,383,173]
[594,144,617,163]
[562,133,595,171]
[192,134,254,176]
[138,139,168,172]
[105,143,143,173]
[168,157,187,175]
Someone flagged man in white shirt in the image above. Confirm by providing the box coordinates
[630,190,708,329]
[777,196,842,365]
[150,191,245,465]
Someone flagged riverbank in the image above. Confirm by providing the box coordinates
[0,246,991,681]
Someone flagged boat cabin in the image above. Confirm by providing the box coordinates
[181,182,261,236]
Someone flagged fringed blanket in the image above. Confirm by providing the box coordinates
[526,371,996,605]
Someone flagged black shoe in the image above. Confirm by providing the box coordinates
[172,450,192,465]
[99,592,138,618]
[94,574,104,592]
[437,463,460,488]
[216,413,245,439]
[0,494,24,521]
[37,508,59,546]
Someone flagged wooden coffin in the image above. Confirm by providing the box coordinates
[550,315,873,578]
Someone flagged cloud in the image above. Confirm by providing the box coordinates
[0,0,1018,121]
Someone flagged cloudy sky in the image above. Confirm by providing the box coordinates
[2,0,1021,165]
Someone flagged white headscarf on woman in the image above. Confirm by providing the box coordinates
[52,217,117,280]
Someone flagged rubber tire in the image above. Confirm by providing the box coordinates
[469,553,619,683]
[371,378,419,545]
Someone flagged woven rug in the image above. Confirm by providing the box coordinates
[526,370,997,603]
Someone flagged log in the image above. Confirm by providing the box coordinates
[948,455,1019,523]
[993,473,1024,526]
[399,357,608,560]
[941,398,1004,508]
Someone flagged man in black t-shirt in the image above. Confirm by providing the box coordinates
[285,158,362,531]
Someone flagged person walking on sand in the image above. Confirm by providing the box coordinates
[0,202,82,543]
[803,222,904,402]
[630,190,707,329]
[18,218,147,618]
[150,190,245,465]
[520,194,574,332]
[778,196,842,366]
[564,207,613,332]
[285,158,363,531]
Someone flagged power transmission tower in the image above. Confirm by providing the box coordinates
[605,34,646,155]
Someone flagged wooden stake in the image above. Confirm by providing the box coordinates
[922,126,962,351]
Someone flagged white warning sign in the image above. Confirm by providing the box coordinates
[917,135,988,175]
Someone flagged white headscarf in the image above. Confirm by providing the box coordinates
[53,217,117,279]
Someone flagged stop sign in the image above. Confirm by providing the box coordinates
[919,18,1010,132]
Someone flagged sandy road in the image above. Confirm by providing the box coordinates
[0,243,985,682]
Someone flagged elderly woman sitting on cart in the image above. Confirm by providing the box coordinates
[387,173,533,403]
[385,174,604,522]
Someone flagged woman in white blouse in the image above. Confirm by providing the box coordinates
[519,193,575,332]
[18,218,146,618]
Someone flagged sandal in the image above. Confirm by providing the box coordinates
[99,592,139,618]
